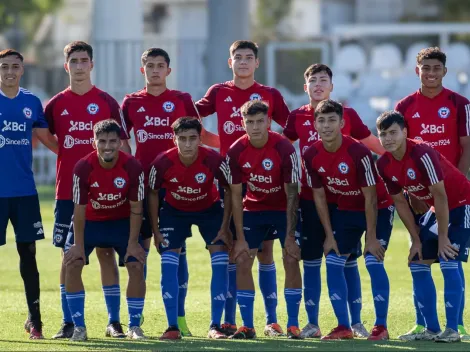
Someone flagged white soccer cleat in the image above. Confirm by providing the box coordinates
[398,324,425,341]
[127,326,146,340]
[435,328,461,343]
[300,323,322,338]
[415,329,441,341]
[70,326,88,341]
[352,323,370,338]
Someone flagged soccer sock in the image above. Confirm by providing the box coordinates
[440,260,463,331]
[409,263,440,332]
[237,290,255,329]
[285,288,302,328]
[365,254,389,327]
[127,297,145,328]
[259,262,278,324]
[224,263,237,325]
[177,250,189,318]
[60,284,73,323]
[344,259,362,326]
[102,285,121,324]
[210,252,229,326]
[413,283,426,326]
[66,291,85,328]
[326,254,350,328]
[458,261,465,327]
[161,251,179,328]
[17,242,41,325]
[143,248,149,280]
[303,259,322,326]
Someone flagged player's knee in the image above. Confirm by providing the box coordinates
[65,258,84,274]
[257,249,273,264]
[126,261,144,278]
[283,254,300,270]
[96,247,116,263]
[236,255,253,272]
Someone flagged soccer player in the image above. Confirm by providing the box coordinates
[148,117,231,340]
[45,41,129,339]
[0,48,57,339]
[395,47,470,340]
[63,119,146,341]
[283,64,385,338]
[376,110,470,343]
[224,100,300,339]
[303,99,394,340]
[196,40,290,336]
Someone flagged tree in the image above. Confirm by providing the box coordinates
[253,0,292,42]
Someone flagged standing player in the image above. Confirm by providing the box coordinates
[196,40,290,336]
[395,47,470,340]
[283,64,385,338]
[224,100,301,339]
[45,41,129,339]
[303,100,394,340]
[63,119,147,341]
[376,110,470,343]
[0,49,58,339]
[148,117,231,340]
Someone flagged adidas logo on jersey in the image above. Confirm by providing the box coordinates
[330,293,342,301]
[266,292,277,299]
[303,120,311,126]
[170,178,178,183]
[36,228,44,235]
[412,112,420,118]
[392,176,398,181]
[91,182,99,187]
[163,292,173,299]
[318,167,326,173]
[137,106,146,112]
[61,109,69,116]
[213,294,226,301]
[243,162,251,168]
[374,294,386,302]
[224,96,232,102]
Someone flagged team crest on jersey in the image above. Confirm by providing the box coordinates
[250,93,262,101]
[87,103,99,115]
[338,162,349,174]
[438,106,450,119]
[23,107,32,119]
[262,158,273,170]
[163,101,175,112]
[114,177,126,189]
[407,168,416,180]
[161,239,170,248]
[195,172,206,184]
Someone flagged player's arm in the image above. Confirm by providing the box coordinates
[147,160,165,251]
[271,88,290,129]
[125,162,145,263]
[211,158,233,247]
[120,140,132,154]
[33,128,58,154]
[282,111,299,143]
[348,108,385,155]
[458,136,470,177]
[456,97,470,176]
[360,135,385,155]
[34,99,58,154]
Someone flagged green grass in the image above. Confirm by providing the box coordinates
[0,186,469,351]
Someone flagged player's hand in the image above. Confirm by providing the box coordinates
[212,227,233,249]
[153,231,164,254]
[408,239,423,264]
[284,234,300,260]
[233,239,251,261]
[125,242,146,264]
[438,236,459,261]
[365,238,385,262]
[63,244,85,266]
[323,235,339,256]
[409,195,429,215]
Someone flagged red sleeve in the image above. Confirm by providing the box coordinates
[303,145,322,188]
[225,144,244,184]
[44,94,61,135]
[277,139,300,184]
[205,150,229,187]
[376,156,402,195]
[148,154,172,190]
[411,145,444,186]
[101,92,130,139]
[179,92,199,118]
[125,158,145,202]
[394,95,415,128]
[456,94,470,137]
[72,160,92,205]
[120,96,133,138]
[282,110,299,141]
[271,88,289,128]
[195,84,219,117]
[349,143,377,188]
[347,108,371,140]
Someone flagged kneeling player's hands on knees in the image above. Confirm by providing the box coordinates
[153,231,164,253]
[126,242,146,264]
[323,236,340,256]
[212,228,232,248]
[64,244,85,266]
[438,236,459,261]
[233,239,251,260]
[409,196,429,215]
[408,239,423,264]
[284,235,300,260]
[365,238,385,261]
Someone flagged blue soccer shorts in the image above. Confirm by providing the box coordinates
[53,199,74,248]
[243,210,289,250]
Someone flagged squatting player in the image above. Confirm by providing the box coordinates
[148,117,231,340]
[63,119,147,341]
[376,110,470,343]
[303,100,394,340]
[225,100,301,339]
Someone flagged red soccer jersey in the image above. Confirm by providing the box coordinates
[395,88,470,167]
[284,104,371,202]
[121,88,198,173]
[225,131,299,212]
[196,81,290,156]
[148,146,226,212]
[45,86,128,200]
[377,139,470,210]
[72,151,144,221]
[303,135,392,211]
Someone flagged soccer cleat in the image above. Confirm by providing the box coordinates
[159,326,182,340]
[105,322,126,338]
[25,320,44,340]
[177,316,192,337]
[287,326,303,339]
[70,327,88,341]
[52,322,74,339]
[414,329,441,341]
[220,323,237,337]
[229,326,257,339]
[321,325,354,340]
[434,328,461,343]
[127,326,146,340]
[458,325,470,340]
[368,325,389,341]
[300,323,322,338]
[264,323,285,337]
[352,323,370,338]
[398,324,425,341]
[207,324,228,339]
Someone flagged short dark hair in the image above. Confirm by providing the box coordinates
[93,119,121,137]
[172,117,202,135]
[241,100,269,118]
[376,110,406,131]
[314,99,343,119]
[64,41,93,62]
[141,48,170,66]
[416,47,446,66]
[304,64,333,81]
[230,40,259,59]
[0,49,24,62]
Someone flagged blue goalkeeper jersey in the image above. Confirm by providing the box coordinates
[0,87,48,197]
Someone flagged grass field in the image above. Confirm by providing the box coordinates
[0,186,469,351]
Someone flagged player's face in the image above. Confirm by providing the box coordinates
[228,49,259,78]
[378,123,407,153]
[65,51,93,82]
[242,113,269,141]
[314,113,344,142]
[174,129,200,159]
[141,56,171,86]
[0,55,24,88]
[304,72,333,102]
[94,132,121,163]
[416,59,446,89]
